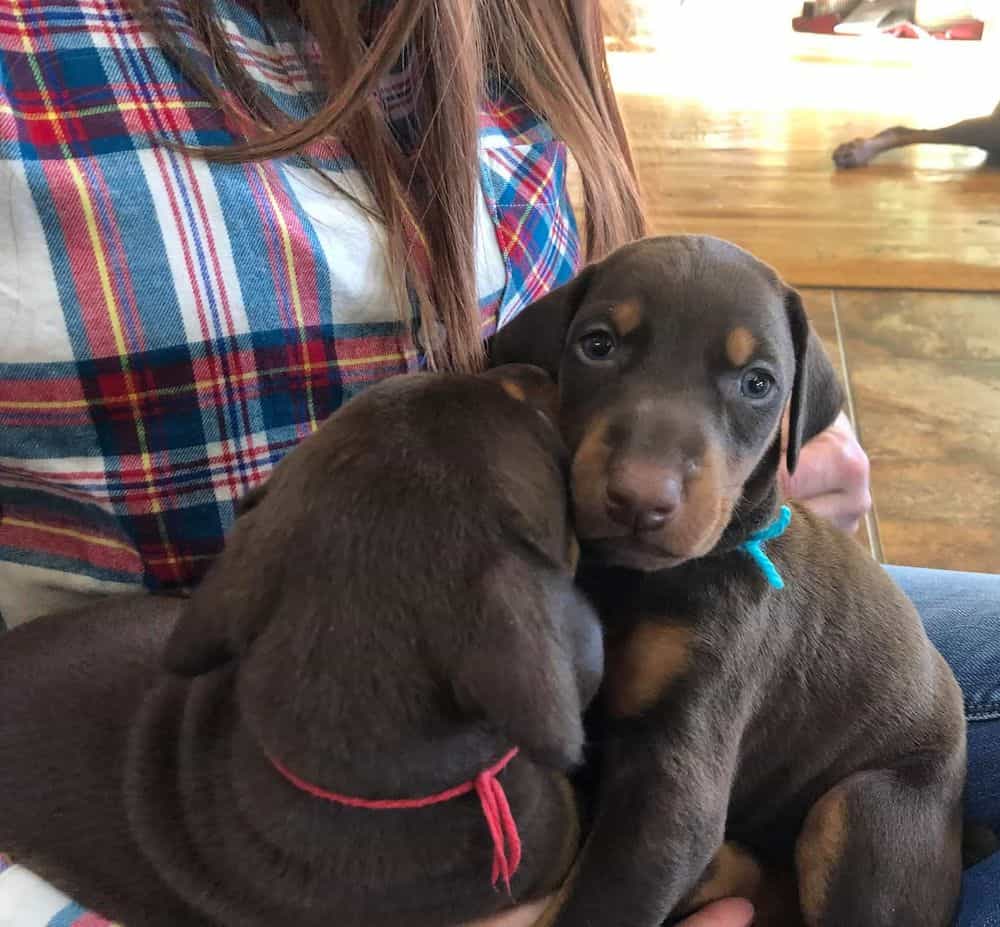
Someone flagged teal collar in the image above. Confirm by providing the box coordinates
[738,505,791,590]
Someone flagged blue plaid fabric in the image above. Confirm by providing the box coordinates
[0,0,581,617]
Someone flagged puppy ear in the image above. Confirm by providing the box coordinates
[163,506,280,677]
[235,481,268,516]
[785,287,846,474]
[488,265,597,376]
[455,555,602,771]
[480,364,560,422]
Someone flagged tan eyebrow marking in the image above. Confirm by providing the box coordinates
[725,327,757,367]
[610,301,642,337]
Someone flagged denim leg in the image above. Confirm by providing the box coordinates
[887,566,1000,927]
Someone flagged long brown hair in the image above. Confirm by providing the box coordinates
[129,0,646,371]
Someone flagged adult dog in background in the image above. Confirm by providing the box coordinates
[835,99,1000,168]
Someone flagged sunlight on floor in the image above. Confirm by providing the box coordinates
[603,1,1000,289]
[607,0,997,128]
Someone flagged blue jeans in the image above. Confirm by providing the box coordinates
[888,567,1000,927]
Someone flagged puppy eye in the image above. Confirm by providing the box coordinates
[740,369,774,399]
[578,330,617,361]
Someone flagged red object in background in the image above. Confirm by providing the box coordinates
[792,13,984,39]
[792,13,843,33]
[886,20,985,39]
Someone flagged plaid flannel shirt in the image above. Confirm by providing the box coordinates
[0,0,580,627]
[0,0,579,919]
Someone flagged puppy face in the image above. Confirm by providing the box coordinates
[490,236,843,572]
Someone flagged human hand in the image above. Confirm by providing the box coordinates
[465,896,754,927]
[464,898,550,927]
[678,898,756,926]
[779,410,871,535]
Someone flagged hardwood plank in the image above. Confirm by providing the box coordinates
[609,22,1000,292]
[834,289,1000,571]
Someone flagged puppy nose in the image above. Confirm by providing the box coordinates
[606,466,683,534]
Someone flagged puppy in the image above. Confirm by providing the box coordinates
[0,368,602,927]
[491,236,967,927]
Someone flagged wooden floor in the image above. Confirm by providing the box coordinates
[804,288,1000,571]
[608,17,1000,572]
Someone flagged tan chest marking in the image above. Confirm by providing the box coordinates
[606,621,694,718]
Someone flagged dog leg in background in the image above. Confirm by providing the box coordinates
[833,103,1000,168]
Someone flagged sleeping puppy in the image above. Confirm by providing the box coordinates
[491,236,967,927]
[0,367,602,927]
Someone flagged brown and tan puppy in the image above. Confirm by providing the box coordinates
[490,236,967,927]
[0,368,602,927]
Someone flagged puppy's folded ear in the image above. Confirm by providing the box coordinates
[235,480,268,516]
[454,554,603,771]
[785,287,846,474]
[480,364,560,422]
[487,265,596,376]
[163,500,280,676]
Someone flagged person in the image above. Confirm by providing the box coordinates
[0,2,995,925]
